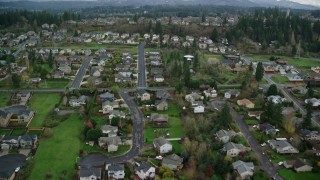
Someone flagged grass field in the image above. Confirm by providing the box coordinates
[250,55,320,68]
[278,169,319,180]
[0,92,10,107]
[144,117,184,145]
[271,76,288,84]
[245,119,259,125]
[0,129,12,135]
[29,93,61,127]
[171,140,182,154]
[268,150,287,163]
[38,79,70,89]
[11,129,27,135]
[28,114,82,180]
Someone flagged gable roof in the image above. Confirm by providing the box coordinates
[232,160,254,175]
[162,154,183,166]
[223,142,245,151]
[0,154,27,179]
[153,137,170,148]
[108,163,124,171]
[79,167,101,178]
[136,162,153,173]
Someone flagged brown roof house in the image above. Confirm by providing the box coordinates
[150,113,169,127]
[162,154,183,171]
[284,159,313,173]
[237,99,255,109]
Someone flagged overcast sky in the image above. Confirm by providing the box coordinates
[289,0,320,7]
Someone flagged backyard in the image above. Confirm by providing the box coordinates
[144,103,184,145]
[37,79,70,89]
[0,92,10,107]
[28,93,61,127]
[28,114,82,180]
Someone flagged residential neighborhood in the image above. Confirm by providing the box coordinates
[1,2,320,180]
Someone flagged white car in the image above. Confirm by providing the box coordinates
[278,162,284,166]
[261,142,266,147]
[155,155,163,160]
[15,167,20,172]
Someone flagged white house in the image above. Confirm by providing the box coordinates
[98,136,122,152]
[106,163,125,179]
[135,162,155,180]
[268,95,286,104]
[153,137,172,154]
[222,142,246,157]
[100,101,119,114]
[305,98,320,107]
[216,129,236,143]
[185,92,202,103]
[137,89,150,101]
[154,74,164,83]
[268,139,299,154]
[203,88,218,98]
[192,101,205,113]
[101,125,118,137]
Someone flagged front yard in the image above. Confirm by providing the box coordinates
[28,114,82,180]
[28,93,61,127]
[271,76,288,84]
[0,92,10,107]
[278,169,319,180]
[37,79,70,89]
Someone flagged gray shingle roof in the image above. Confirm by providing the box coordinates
[79,167,101,178]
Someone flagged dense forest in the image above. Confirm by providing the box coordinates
[0,11,80,27]
[227,8,320,53]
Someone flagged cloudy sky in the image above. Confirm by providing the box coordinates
[288,0,320,7]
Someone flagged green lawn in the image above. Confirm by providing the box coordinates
[28,114,82,180]
[27,129,44,136]
[0,92,10,107]
[38,79,70,89]
[245,119,259,125]
[278,169,319,180]
[153,103,181,116]
[171,140,182,155]
[252,131,271,143]
[82,143,130,157]
[287,58,320,68]
[0,129,12,135]
[271,76,288,84]
[29,93,61,127]
[268,150,287,163]
[11,129,27,135]
[144,117,184,145]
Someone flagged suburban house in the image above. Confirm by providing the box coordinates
[224,90,240,99]
[0,105,35,127]
[52,70,64,79]
[232,160,254,179]
[153,137,172,154]
[79,167,102,180]
[101,125,118,137]
[248,111,262,120]
[106,163,125,179]
[185,92,202,103]
[156,90,171,99]
[222,142,246,157]
[150,113,169,127]
[299,129,320,141]
[98,136,122,152]
[154,74,164,83]
[135,162,156,180]
[258,123,279,135]
[69,95,87,107]
[216,129,236,143]
[155,100,168,111]
[237,99,255,109]
[0,154,27,180]
[1,135,21,148]
[137,89,151,101]
[162,154,183,171]
[305,98,320,108]
[11,90,31,105]
[99,92,115,102]
[20,134,37,149]
[284,159,313,173]
[268,139,299,154]
[267,95,286,104]
[191,101,205,113]
[108,110,126,121]
[203,88,218,98]
[100,101,119,114]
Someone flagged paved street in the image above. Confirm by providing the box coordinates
[70,57,91,90]
[78,89,144,167]
[264,74,320,127]
[137,42,146,88]
[0,89,65,93]
[231,109,282,180]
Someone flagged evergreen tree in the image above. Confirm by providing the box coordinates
[210,29,219,42]
[249,62,253,71]
[183,62,191,87]
[155,21,163,34]
[48,50,53,68]
[217,103,232,128]
[193,53,199,70]
[302,102,313,129]
[255,62,264,81]
[267,84,278,96]
[202,13,206,23]
[307,88,314,98]
[12,74,21,88]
